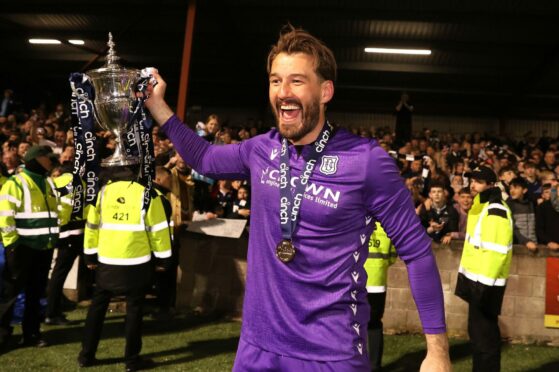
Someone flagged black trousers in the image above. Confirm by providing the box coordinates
[154,242,178,312]
[80,286,146,364]
[468,302,501,372]
[0,245,53,339]
[46,235,83,318]
[367,292,386,371]
[80,262,151,365]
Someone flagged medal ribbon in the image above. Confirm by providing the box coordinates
[278,122,333,242]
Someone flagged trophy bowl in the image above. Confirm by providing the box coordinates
[87,33,140,167]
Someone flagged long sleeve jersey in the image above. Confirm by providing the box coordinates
[162,115,445,361]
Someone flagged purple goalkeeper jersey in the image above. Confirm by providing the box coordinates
[162,116,446,361]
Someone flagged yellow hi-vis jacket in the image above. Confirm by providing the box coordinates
[364,222,397,293]
[0,170,59,249]
[0,175,8,189]
[459,192,513,286]
[84,180,172,265]
[53,173,88,240]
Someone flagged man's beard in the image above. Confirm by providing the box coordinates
[272,98,321,143]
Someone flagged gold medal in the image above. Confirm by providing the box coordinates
[276,240,296,263]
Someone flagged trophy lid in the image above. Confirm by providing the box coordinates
[87,32,139,77]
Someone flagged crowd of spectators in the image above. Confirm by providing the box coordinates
[349,124,559,251]
[0,89,558,252]
[0,96,255,233]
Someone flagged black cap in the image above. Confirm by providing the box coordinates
[470,166,497,183]
[23,145,55,163]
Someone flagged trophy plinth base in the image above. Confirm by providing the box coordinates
[101,155,139,167]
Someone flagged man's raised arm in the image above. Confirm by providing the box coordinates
[144,70,175,126]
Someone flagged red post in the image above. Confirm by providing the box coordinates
[176,0,197,122]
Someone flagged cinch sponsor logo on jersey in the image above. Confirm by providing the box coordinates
[260,167,341,208]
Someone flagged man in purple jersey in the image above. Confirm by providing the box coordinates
[144,26,451,371]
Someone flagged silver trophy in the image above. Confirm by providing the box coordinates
[87,33,139,167]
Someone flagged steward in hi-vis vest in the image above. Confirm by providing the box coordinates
[0,145,59,347]
[364,222,397,371]
[0,162,59,250]
[364,222,397,293]
[83,180,172,267]
[79,166,172,370]
[455,166,513,372]
[45,170,89,325]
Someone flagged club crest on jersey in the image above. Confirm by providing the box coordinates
[319,155,338,175]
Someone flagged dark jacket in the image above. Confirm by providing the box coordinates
[506,197,537,244]
[227,199,251,221]
[536,200,559,244]
[418,202,459,242]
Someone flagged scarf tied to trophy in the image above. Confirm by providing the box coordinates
[69,73,99,220]
[69,69,156,217]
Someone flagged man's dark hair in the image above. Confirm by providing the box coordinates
[458,187,471,195]
[498,166,515,176]
[154,152,170,167]
[428,180,446,192]
[6,140,19,150]
[267,25,337,82]
[524,161,537,170]
[509,177,528,189]
[99,165,139,185]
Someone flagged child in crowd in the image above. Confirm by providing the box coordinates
[418,181,459,244]
[229,185,251,221]
[451,187,473,241]
[523,161,541,202]
[496,166,516,200]
[506,177,537,251]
